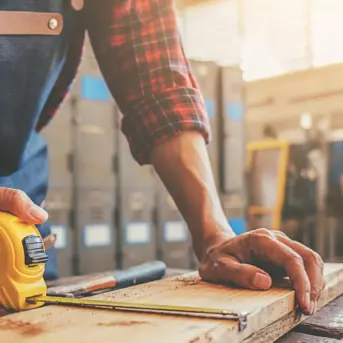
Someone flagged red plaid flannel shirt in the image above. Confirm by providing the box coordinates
[36,0,210,165]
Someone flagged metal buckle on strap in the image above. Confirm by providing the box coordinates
[0,11,63,35]
[71,0,84,11]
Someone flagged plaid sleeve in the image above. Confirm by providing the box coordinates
[85,0,211,165]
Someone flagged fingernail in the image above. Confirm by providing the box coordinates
[29,205,48,220]
[302,292,311,313]
[309,300,315,315]
[313,301,318,314]
[253,273,271,289]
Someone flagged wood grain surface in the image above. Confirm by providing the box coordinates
[1,264,343,343]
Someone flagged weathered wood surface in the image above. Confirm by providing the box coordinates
[1,264,343,343]
[277,332,342,343]
[244,264,343,343]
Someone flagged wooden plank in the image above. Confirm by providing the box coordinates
[277,332,342,343]
[243,264,343,343]
[294,295,343,340]
[1,264,343,343]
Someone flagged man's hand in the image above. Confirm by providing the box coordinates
[0,187,48,224]
[199,229,325,315]
[151,131,325,316]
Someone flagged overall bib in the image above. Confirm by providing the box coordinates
[0,1,79,279]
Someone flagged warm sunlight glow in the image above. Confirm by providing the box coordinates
[179,0,343,81]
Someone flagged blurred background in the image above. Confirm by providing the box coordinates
[43,0,343,277]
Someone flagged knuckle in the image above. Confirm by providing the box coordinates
[0,187,13,198]
[310,289,319,300]
[311,283,324,300]
[254,228,272,237]
[246,230,277,251]
[0,188,18,206]
[291,252,304,266]
[273,230,288,239]
[256,234,274,244]
[247,232,270,247]
[8,189,30,212]
[0,188,29,212]
[12,189,26,203]
[250,230,274,242]
[307,251,324,268]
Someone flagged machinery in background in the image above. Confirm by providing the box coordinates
[282,141,318,247]
[70,51,117,275]
[219,67,247,235]
[114,106,157,269]
[246,139,289,231]
[42,97,74,277]
[246,124,320,250]
[244,111,343,263]
[325,132,343,262]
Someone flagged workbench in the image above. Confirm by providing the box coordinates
[165,270,343,342]
[1,267,343,342]
[166,270,343,342]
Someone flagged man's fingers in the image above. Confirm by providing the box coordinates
[43,233,57,250]
[214,255,273,290]
[275,234,325,307]
[247,234,312,314]
[0,187,48,224]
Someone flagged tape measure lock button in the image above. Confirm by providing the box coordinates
[22,235,48,267]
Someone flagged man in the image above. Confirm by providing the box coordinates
[0,0,323,316]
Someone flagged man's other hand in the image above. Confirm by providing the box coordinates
[199,229,325,316]
[0,187,48,224]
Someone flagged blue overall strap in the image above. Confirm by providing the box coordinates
[0,132,57,279]
[0,2,76,280]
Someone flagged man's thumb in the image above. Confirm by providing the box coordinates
[0,187,48,224]
[216,256,273,290]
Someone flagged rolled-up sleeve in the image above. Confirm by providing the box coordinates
[84,0,211,165]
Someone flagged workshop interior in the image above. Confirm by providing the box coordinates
[41,0,343,277]
[3,0,343,342]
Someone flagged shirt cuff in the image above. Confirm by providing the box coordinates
[121,87,211,165]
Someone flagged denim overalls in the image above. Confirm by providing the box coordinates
[0,1,78,279]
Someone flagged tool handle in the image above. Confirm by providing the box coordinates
[113,261,166,289]
[47,261,167,297]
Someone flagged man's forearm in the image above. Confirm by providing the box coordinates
[151,131,235,260]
